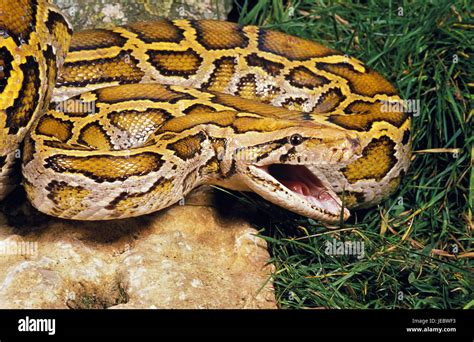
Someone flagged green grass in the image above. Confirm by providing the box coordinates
[234,0,473,309]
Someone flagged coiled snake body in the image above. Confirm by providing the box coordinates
[0,0,411,223]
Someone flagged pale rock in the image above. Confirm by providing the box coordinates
[0,187,276,309]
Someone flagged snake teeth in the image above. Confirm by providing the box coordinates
[265,164,350,221]
[244,164,349,224]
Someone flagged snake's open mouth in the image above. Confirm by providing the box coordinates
[257,164,349,222]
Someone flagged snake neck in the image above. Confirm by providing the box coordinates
[167,129,250,195]
[154,127,240,204]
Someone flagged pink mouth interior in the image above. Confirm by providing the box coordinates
[267,164,341,214]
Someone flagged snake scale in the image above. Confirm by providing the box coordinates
[0,0,411,223]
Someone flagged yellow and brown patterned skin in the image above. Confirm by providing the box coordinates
[53,19,411,210]
[0,3,410,223]
[0,0,71,199]
[23,83,362,221]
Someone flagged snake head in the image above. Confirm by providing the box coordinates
[228,118,362,224]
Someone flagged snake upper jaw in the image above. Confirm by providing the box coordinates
[242,163,350,224]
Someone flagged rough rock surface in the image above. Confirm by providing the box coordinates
[53,0,233,29]
[0,188,276,309]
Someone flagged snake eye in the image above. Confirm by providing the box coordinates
[289,134,303,146]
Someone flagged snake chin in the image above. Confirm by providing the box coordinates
[249,164,350,223]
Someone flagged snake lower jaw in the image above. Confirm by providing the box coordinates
[244,164,350,224]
